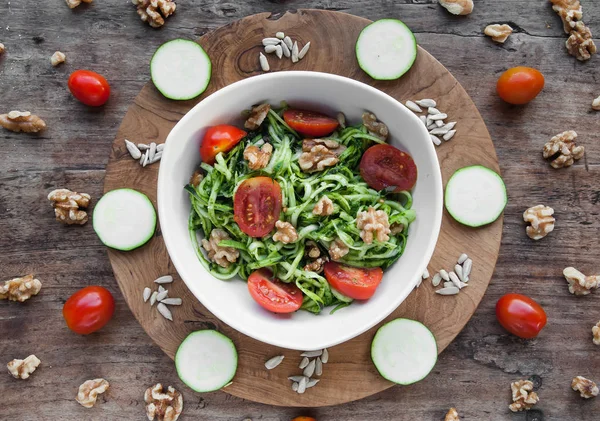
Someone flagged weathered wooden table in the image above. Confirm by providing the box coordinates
[1,1,598,420]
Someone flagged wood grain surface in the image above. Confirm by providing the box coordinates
[104,9,501,407]
[1,0,599,420]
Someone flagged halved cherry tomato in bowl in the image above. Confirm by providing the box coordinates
[496,66,545,105]
[359,144,417,192]
[234,176,282,237]
[496,293,547,339]
[200,124,247,165]
[283,109,339,137]
[63,286,115,335]
[247,269,303,313]
[324,262,383,300]
[68,70,111,107]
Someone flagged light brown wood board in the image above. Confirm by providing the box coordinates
[103,9,502,407]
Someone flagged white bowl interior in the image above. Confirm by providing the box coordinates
[158,71,442,350]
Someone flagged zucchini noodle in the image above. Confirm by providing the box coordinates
[187,105,416,314]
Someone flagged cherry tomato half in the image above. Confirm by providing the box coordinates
[496,293,547,339]
[247,269,303,313]
[283,109,339,137]
[292,417,317,421]
[63,286,115,335]
[496,67,545,105]
[324,261,384,300]
[200,124,247,165]
[68,70,111,107]
[359,144,417,192]
[234,176,282,237]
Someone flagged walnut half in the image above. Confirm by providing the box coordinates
[543,130,584,168]
[244,143,273,170]
[593,95,600,111]
[313,195,334,216]
[438,0,474,15]
[133,0,177,28]
[329,237,349,261]
[144,383,183,421]
[509,379,539,412]
[523,205,555,240]
[0,275,42,302]
[592,321,600,345]
[563,267,599,296]
[356,207,391,244]
[50,51,66,66]
[362,112,389,141]
[572,376,599,399]
[550,0,597,61]
[0,111,46,133]
[7,355,41,379]
[244,103,270,130]
[484,24,513,43]
[48,188,91,225]
[298,139,346,173]
[76,378,110,408]
[445,408,460,421]
[201,229,239,268]
[65,0,92,9]
[272,221,299,244]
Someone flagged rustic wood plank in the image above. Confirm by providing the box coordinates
[1,0,599,419]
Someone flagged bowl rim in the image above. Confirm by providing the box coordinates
[157,70,443,350]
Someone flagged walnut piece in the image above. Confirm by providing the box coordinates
[0,43,5,54]
[509,379,539,412]
[7,355,41,379]
[244,143,273,170]
[390,222,404,235]
[0,275,42,302]
[313,195,334,216]
[593,95,600,111]
[563,267,599,296]
[523,205,555,240]
[48,188,91,225]
[329,237,349,261]
[356,207,391,244]
[362,112,389,141]
[484,24,513,43]
[133,0,177,28]
[543,130,584,168]
[244,103,270,130]
[298,139,346,173]
[272,221,298,244]
[189,170,204,187]
[304,257,328,274]
[445,407,460,421]
[572,376,599,399]
[0,111,46,133]
[593,321,600,345]
[65,0,92,9]
[50,51,66,66]
[305,240,321,259]
[145,383,183,421]
[438,0,473,15]
[550,0,597,61]
[201,229,239,268]
[76,378,110,408]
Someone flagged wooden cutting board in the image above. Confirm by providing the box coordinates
[103,9,502,407]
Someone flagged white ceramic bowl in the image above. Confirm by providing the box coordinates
[158,71,442,351]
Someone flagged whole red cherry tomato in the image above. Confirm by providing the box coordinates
[292,417,317,421]
[63,286,115,334]
[496,67,545,105]
[496,293,547,339]
[68,70,111,106]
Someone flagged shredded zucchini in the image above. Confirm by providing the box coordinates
[186,106,416,314]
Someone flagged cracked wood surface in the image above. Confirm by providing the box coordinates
[1,1,599,420]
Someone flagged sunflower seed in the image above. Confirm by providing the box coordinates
[291,41,299,63]
[292,382,299,392]
[140,151,147,166]
[443,130,456,141]
[276,31,285,39]
[315,357,323,376]
[416,99,436,108]
[154,275,173,284]
[156,290,168,302]
[443,281,454,288]
[149,142,157,161]
[298,42,310,60]
[138,143,149,151]
[275,45,283,59]
[262,37,281,46]
[288,375,305,382]
[430,127,450,136]
[415,277,423,288]
[321,348,329,363]
[455,264,465,282]
[299,356,310,369]
[422,269,430,279]
[449,271,462,289]
[306,378,320,388]
[426,116,433,126]
[442,122,457,131]
[297,376,307,394]
[427,122,437,130]
[125,139,142,159]
[337,112,346,129]
[458,281,469,288]
[301,350,323,358]
[158,285,166,293]
[430,113,448,121]
[149,151,162,164]
[259,52,269,72]
[303,359,316,377]
[435,120,444,127]
[265,355,284,370]
[428,107,441,115]
[281,41,291,57]
[283,36,293,50]
[150,291,158,306]
[156,144,165,152]
[143,287,151,302]
[457,253,468,264]
[463,258,473,278]
[430,134,442,146]
[436,286,460,295]
[419,115,427,125]
[157,303,173,321]
[264,45,278,54]
[439,269,450,281]
[405,100,422,113]
[161,297,182,306]
[432,273,442,287]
